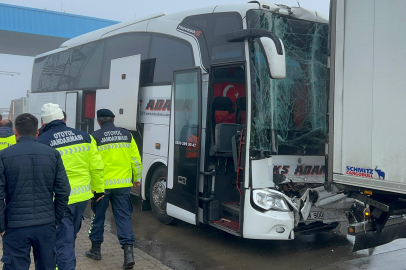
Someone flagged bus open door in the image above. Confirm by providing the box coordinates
[166,68,202,225]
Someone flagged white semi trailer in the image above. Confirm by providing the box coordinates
[329,0,406,250]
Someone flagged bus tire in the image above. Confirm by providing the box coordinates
[149,165,174,225]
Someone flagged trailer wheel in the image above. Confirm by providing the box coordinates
[149,165,174,225]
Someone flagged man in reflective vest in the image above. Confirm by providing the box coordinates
[185,134,199,158]
[0,120,16,151]
[86,109,142,269]
[37,103,105,270]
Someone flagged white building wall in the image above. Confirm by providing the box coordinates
[0,53,33,108]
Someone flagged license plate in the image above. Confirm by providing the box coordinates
[307,211,324,220]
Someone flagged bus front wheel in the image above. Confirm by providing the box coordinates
[149,165,174,225]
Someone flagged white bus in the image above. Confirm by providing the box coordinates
[29,2,354,240]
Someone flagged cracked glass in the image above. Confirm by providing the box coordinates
[32,42,101,92]
[247,10,329,155]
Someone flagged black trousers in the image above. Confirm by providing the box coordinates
[89,187,135,245]
[1,222,56,270]
[55,200,88,270]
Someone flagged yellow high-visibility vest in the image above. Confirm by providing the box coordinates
[92,122,142,189]
[55,136,105,204]
[0,135,16,151]
[37,121,104,205]
[97,137,142,189]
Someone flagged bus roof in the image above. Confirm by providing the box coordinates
[36,1,328,58]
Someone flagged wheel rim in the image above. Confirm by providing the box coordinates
[152,177,167,211]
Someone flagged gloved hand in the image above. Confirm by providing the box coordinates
[94,192,105,202]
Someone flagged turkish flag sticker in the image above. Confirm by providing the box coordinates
[213,82,246,106]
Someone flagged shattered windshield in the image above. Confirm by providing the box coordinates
[247,10,329,155]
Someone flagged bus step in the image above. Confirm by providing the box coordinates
[222,201,240,215]
[210,218,241,237]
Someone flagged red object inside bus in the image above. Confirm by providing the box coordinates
[214,110,236,124]
[212,218,239,232]
[213,82,246,108]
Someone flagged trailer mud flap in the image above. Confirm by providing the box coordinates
[353,222,406,251]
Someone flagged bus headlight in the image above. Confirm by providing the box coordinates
[253,189,290,212]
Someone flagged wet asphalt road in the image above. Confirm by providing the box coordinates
[84,196,406,270]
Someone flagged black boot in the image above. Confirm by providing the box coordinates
[85,242,101,260]
[122,245,135,269]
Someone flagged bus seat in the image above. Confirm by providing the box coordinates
[214,111,236,124]
[212,96,236,124]
[235,97,246,124]
[213,123,240,155]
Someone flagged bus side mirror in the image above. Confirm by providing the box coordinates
[257,37,286,79]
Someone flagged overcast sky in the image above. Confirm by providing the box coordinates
[0,0,329,109]
[2,0,329,21]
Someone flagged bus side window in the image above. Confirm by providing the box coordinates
[31,32,194,92]
[77,42,104,89]
[148,34,194,84]
[39,50,71,91]
[182,12,244,69]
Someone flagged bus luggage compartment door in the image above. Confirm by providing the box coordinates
[167,68,202,225]
[96,55,141,130]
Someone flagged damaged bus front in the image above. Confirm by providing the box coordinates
[240,7,354,239]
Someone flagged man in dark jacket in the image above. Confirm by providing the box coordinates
[0,119,16,151]
[0,113,71,269]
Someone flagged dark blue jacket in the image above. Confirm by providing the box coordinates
[0,136,70,232]
[36,120,92,148]
[0,127,14,138]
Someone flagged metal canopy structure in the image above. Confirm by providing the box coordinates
[0,3,119,56]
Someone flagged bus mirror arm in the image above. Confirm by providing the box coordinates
[226,29,286,79]
[226,29,283,55]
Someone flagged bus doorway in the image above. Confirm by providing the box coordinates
[204,65,247,235]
